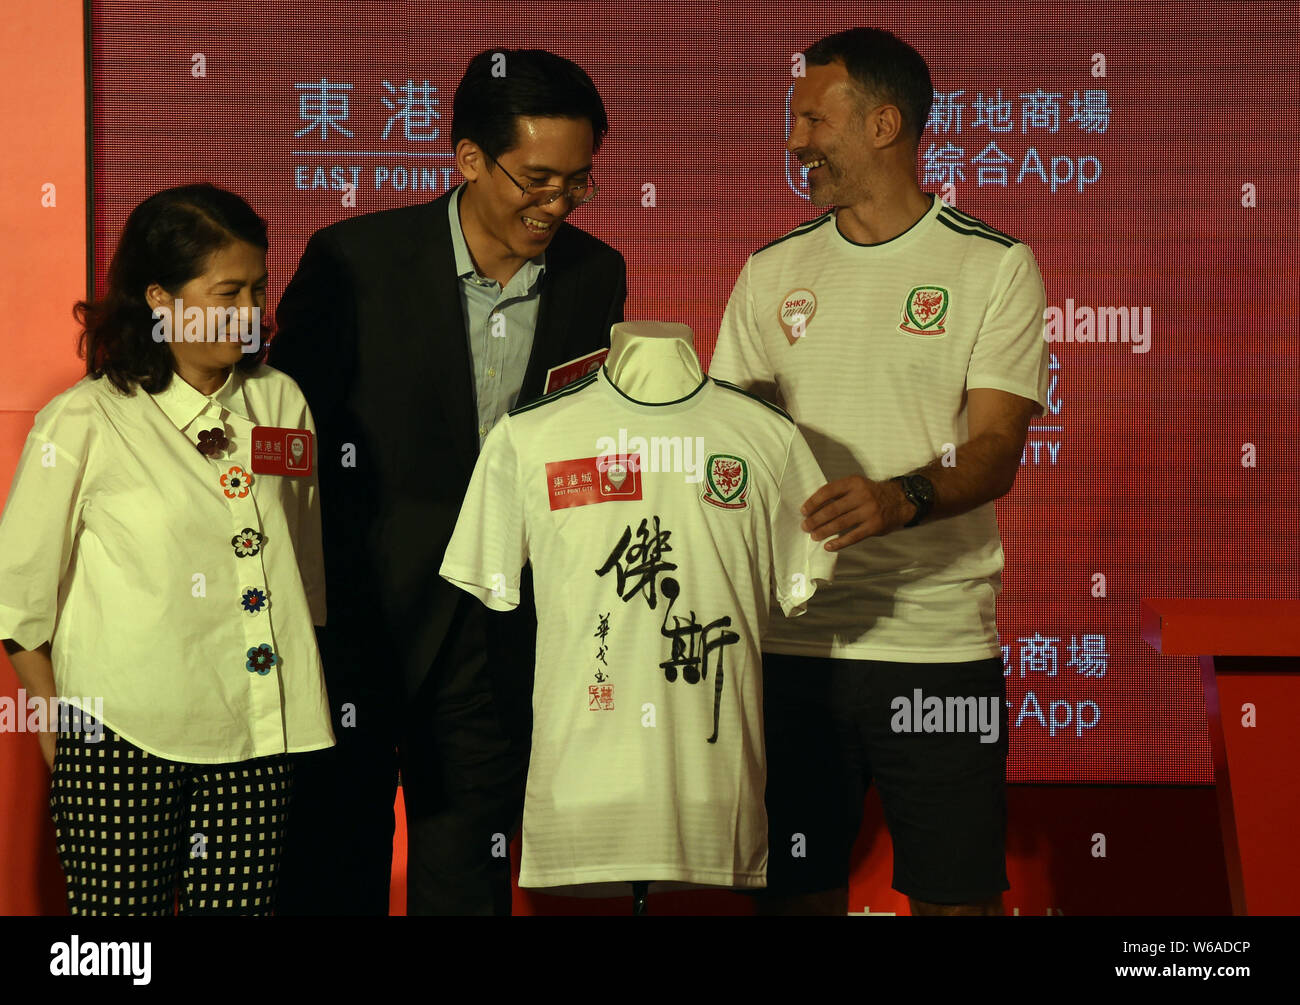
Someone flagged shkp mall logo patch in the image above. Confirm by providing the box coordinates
[778,288,817,345]
[899,285,950,336]
[702,453,750,510]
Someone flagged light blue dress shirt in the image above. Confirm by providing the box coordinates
[449,183,546,447]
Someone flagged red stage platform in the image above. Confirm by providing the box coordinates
[1142,598,1300,915]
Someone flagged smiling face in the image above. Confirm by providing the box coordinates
[146,240,267,373]
[787,60,887,207]
[456,115,595,261]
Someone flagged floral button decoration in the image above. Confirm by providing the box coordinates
[196,426,229,458]
[240,586,270,615]
[221,465,253,499]
[232,528,263,557]
[245,643,280,676]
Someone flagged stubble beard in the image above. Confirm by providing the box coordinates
[810,168,870,210]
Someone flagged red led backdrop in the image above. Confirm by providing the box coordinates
[89,1,1300,784]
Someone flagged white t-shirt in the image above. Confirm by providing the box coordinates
[709,194,1049,662]
[440,365,836,892]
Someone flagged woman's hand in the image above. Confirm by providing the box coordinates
[2,638,57,772]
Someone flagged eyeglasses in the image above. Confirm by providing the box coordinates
[489,156,598,207]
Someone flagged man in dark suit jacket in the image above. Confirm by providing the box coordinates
[268,48,626,915]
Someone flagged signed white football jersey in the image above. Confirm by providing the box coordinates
[441,365,836,893]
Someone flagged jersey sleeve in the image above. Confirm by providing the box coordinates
[769,427,837,618]
[439,416,529,612]
[965,241,1050,416]
[709,257,779,402]
[0,399,91,652]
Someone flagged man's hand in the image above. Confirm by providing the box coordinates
[801,475,916,551]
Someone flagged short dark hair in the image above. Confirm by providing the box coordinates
[451,48,609,161]
[76,183,270,395]
[803,28,933,145]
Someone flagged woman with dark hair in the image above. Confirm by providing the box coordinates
[0,182,334,916]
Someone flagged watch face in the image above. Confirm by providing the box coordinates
[912,475,935,505]
[905,475,934,507]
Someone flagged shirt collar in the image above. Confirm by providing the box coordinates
[150,368,251,432]
[449,182,547,290]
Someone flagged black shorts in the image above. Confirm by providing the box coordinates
[759,652,1009,905]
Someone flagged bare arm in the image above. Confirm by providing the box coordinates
[903,387,1040,519]
[3,638,56,769]
[801,388,1040,550]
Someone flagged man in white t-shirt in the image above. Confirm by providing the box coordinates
[440,365,836,893]
[709,27,1049,916]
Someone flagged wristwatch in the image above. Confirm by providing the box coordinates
[891,474,934,528]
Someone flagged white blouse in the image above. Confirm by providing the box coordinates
[0,364,335,762]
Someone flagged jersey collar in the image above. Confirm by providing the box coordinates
[831,192,941,252]
[596,364,711,415]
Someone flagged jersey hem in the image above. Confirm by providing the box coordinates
[760,639,1002,663]
[520,865,766,889]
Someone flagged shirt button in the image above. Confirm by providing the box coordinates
[245,643,280,676]
[232,527,264,557]
[220,465,253,499]
[487,367,497,378]
[240,586,270,616]
[479,424,487,436]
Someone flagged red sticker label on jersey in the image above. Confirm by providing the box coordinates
[251,426,314,476]
[546,454,642,510]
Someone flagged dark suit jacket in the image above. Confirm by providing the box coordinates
[269,188,626,732]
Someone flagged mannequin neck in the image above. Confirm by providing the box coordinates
[605,332,703,403]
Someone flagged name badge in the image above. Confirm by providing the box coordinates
[251,426,314,476]
[545,349,609,394]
